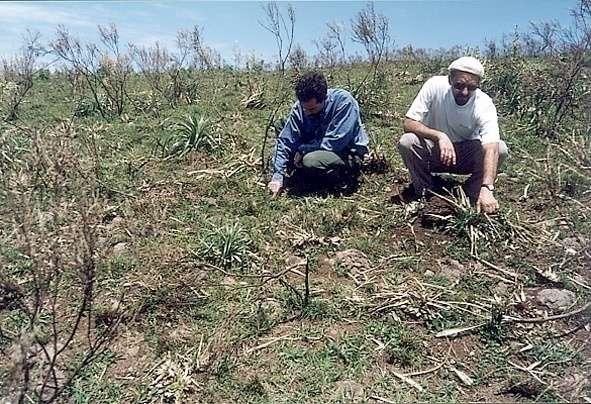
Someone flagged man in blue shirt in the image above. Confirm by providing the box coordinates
[267,71,370,196]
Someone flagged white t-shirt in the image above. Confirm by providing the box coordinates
[405,76,500,144]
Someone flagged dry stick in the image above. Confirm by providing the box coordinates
[404,361,445,377]
[503,302,591,324]
[550,323,587,339]
[507,360,547,385]
[568,275,591,291]
[471,255,519,279]
[473,270,516,285]
[391,370,423,392]
[245,335,290,354]
[369,396,396,404]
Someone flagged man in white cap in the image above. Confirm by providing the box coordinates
[395,56,508,213]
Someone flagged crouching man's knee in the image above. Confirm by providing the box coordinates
[398,132,420,156]
[302,150,345,171]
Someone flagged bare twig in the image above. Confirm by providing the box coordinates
[471,255,520,280]
[503,302,591,323]
[391,370,423,391]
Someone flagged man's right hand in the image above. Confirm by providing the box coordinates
[267,180,283,197]
[436,132,456,166]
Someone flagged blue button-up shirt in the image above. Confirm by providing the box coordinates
[271,88,369,183]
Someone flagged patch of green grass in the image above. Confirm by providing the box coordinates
[525,341,582,367]
[326,333,369,368]
[445,240,472,261]
[272,342,345,399]
[366,321,425,369]
[457,273,495,296]
[473,341,509,384]
[101,255,136,283]
[0,245,33,278]
[67,350,120,404]
[302,298,337,320]
[418,381,459,402]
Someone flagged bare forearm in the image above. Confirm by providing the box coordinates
[403,117,444,142]
[482,143,499,185]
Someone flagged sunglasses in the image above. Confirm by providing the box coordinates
[452,82,479,92]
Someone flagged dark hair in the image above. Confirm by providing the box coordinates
[295,71,328,102]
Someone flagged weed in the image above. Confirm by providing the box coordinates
[67,351,120,403]
[474,342,509,383]
[426,188,542,256]
[241,376,267,400]
[327,334,368,367]
[301,299,335,319]
[162,110,220,158]
[199,222,252,270]
[480,301,507,343]
[73,97,97,117]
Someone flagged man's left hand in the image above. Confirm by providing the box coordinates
[477,188,499,214]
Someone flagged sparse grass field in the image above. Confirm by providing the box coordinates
[1,60,590,403]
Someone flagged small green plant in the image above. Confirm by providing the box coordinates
[73,97,97,117]
[163,110,219,158]
[199,222,251,269]
[480,301,507,343]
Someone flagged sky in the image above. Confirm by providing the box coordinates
[0,0,579,65]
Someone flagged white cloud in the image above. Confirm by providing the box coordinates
[0,3,94,27]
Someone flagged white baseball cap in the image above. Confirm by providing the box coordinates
[448,56,484,77]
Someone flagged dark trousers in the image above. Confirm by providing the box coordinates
[398,133,509,199]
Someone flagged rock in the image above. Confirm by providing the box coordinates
[286,255,307,268]
[112,242,128,257]
[493,282,509,295]
[536,288,576,310]
[334,249,371,271]
[317,254,334,273]
[561,236,589,253]
[333,380,365,402]
[437,258,465,282]
[110,216,124,227]
[223,276,237,285]
[425,269,435,277]
[104,215,124,230]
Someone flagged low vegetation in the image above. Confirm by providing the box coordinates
[1,1,590,403]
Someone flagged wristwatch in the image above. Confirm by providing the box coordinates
[481,184,495,191]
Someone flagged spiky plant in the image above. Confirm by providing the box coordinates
[199,222,251,270]
[164,111,219,158]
